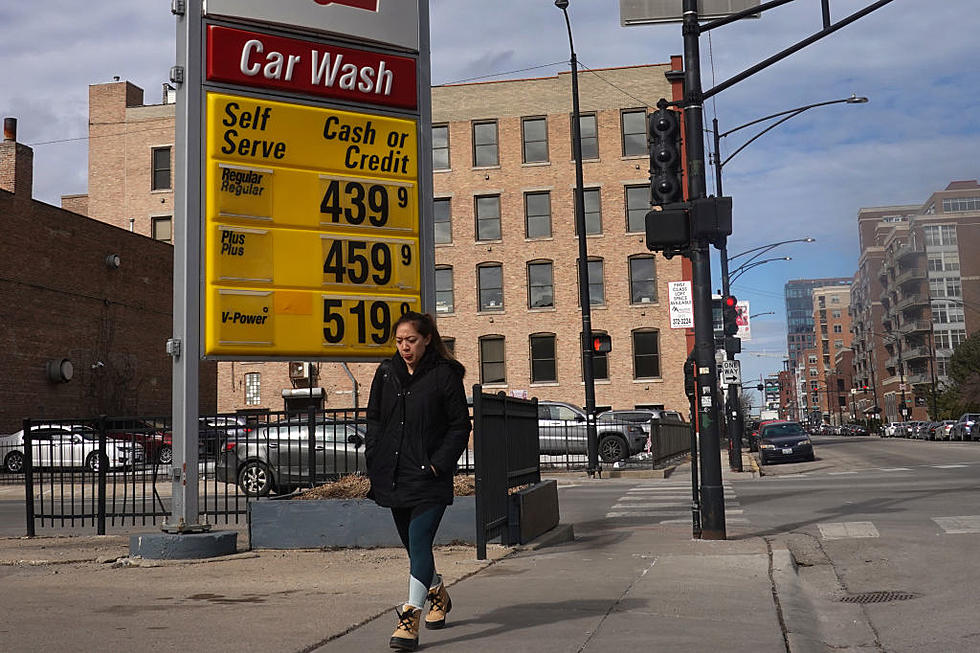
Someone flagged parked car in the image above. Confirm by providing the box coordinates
[937,420,957,441]
[757,421,815,465]
[950,413,980,441]
[883,422,901,438]
[843,423,869,437]
[199,416,251,459]
[747,419,780,452]
[597,408,685,453]
[0,424,142,473]
[538,401,647,463]
[105,418,173,464]
[216,419,366,497]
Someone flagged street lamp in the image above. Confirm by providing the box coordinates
[713,94,867,471]
[555,0,599,476]
[728,238,815,266]
[750,311,776,319]
[729,256,791,284]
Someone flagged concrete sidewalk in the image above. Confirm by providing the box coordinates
[0,452,847,652]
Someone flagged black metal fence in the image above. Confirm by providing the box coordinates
[8,409,372,535]
[472,387,540,560]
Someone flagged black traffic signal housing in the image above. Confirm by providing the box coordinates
[722,295,739,336]
[592,333,612,353]
[724,336,741,356]
[648,99,683,206]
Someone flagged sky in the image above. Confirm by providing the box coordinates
[2,0,978,407]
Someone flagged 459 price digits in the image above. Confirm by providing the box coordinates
[322,239,413,286]
[320,179,410,228]
[323,299,413,345]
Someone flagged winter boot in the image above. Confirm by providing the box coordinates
[424,581,452,630]
[389,604,422,651]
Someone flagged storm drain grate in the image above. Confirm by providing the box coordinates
[840,591,920,604]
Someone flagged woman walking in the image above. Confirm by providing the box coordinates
[365,311,470,651]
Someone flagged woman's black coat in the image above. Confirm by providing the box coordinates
[365,350,470,508]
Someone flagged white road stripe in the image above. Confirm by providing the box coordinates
[933,516,980,534]
[828,471,859,476]
[877,467,912,472]
[933,464,967,469]
[660,517,749,524]
[612,502,740,510]
[818,521,879,540]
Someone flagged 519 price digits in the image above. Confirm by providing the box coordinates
[323,299,413,345]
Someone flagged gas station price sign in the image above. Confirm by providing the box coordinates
[203,92,423,359]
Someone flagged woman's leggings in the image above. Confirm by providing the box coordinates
[391,504,447,608]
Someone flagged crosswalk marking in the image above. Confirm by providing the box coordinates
[818,521,879,540]
[877,467,912,472]
[933,516,980,534]
[933,464,967,469]
[606,482,745,525]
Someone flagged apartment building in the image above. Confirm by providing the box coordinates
[68,61,691,413]
[809,284,852,424]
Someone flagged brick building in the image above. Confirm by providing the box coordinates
[0,118,215,434]
[849,182,980,423]
[809,284,852,424]
[69,62,690,414]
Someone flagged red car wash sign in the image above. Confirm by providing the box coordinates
[207,25,417,109]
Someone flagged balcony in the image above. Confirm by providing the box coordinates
[898,319,932,335]
[906,373,932,386]
[903,345,932,361]
[894,267,926,287]
[895,243,925,261]
[893,292,928,314]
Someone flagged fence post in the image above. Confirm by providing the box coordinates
[307,405,317,488]
[97,415,107,535]
[472,385,487,561]
[24,418,35,537]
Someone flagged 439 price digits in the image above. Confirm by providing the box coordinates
[322,239,412,286]
[323,299,413,345]
[320,179,409,227]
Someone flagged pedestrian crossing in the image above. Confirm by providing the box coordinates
[605,481,748,525]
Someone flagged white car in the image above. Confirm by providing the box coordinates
[0,424,143,473]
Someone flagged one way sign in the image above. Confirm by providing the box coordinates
[720,359,741,385]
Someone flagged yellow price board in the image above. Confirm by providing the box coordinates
[206,288,420,358]
[208,224,420,295]
[203,92,423,359]
[206,92,417,180]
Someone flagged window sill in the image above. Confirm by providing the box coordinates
[579,379,612,385]
[633,378,664,383]
[472,165,501,171]
[482,383,508,390]
[435,311,456,318]
[530,382,560,387]
[477,310,506,315]
[528,307,557,312]
[434,168,452,173]
[150,188,172,194]
[522,161,551,168]
[630,301,660,307]
[475,240,504,245]
[621,154,648,161]
[435,242,454,247]
[525,236,555,243]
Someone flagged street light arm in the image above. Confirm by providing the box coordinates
[718,96,866,140]
[728,237,814,264]
[720,108,806,169]
[730,257,791,284]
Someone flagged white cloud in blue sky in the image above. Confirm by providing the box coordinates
[2,0,977,390]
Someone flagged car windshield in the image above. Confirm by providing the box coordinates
[762,423,805,438]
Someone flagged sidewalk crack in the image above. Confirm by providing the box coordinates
[577,557,658,652]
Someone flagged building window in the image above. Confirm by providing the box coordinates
[527,261,554,309]
[834,339,844,349]
[833,324,842,333]
[475,195,501,241]
[433,198,451,244]
[574,188,603,235]
[578,258,604,306]
[621,109,647,157]
[572,113,598,160]
[522,117,549,163]
[435,266,454,314]
[152,216,173,243]
[432,124,450,170]
[942,197,980,212]
[809,368,818,377]
[151,147,171,191]
[830,296,840,304]
[525,192,552,238]
[808,355,818,364]
[443,337,455,356]
[530,333,557,383]
[832,310,841,318]
[632,330,661,379]
[480,336,506,384]
[590,331,609,380]
[478,264,504,311]
[625,185,649,232]
[473,121,499,167]
[244,372,261,405]
[629,256,657,304]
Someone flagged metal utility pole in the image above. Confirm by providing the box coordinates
[682,0,725,540]
[556,0,599,476]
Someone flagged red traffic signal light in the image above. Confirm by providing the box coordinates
[724,295,737,308]
[722,296,738,336]
[592,334,612,353]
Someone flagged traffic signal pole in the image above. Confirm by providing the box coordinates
[682,0,725,539]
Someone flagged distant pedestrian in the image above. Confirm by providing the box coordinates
[365,311,470,651]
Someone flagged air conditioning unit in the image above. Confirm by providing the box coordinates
[288,362,309,380]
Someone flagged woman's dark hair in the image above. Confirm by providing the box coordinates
[393,311,462,372]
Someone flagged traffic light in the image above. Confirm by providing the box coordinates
[723,295,739,336]
[648,101,684,206]
[591,333,612,353]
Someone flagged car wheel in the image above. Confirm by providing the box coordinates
[85,452,108,472]
[157,445,173,466]
[4,451,25,473]
[598,435,628,463]
[805,452,815,462]
[238,461,273,497]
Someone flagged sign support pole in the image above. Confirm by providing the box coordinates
[168,0,204,533]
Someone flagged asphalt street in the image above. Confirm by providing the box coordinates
[736,436,980,652]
